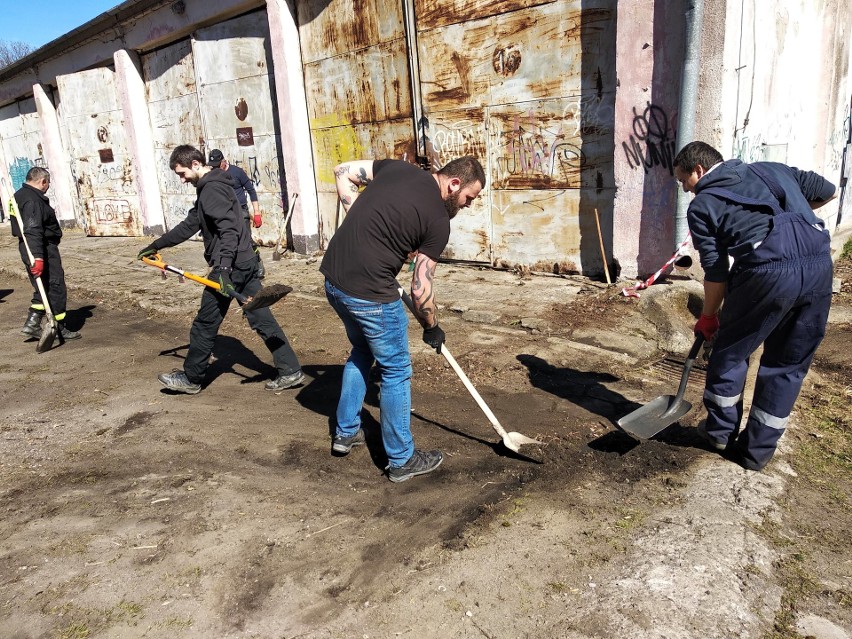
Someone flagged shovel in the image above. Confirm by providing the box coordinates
[617,334,705,439]
[141,253,292,312]
[272,193,298,261]
[2,180,59,352]
[399,288,542,453]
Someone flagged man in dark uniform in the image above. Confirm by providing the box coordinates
[12,167,81,341]
[137,145,303,394]
[208,149,265,278]
[321,156,485,482]
[674,141,837,471]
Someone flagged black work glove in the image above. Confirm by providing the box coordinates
[422,324,446,354]
[137,243,159,260]
[211,266,236,298]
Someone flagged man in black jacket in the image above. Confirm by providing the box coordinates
[137,145,302,394]
[674,141,837,471]
[12,167,80,341]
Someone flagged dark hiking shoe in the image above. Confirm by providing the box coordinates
[265,370,305,391]
[387,449,443,483]
[257,257,266,280]
[21,310,44,337]
[58,322,81,341]
[696,421,727,451]
[332,428,365,455]
[158,369,202,395]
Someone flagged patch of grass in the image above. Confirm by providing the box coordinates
[839,237,852,262]
[548,581,568,593]
[161,616,193,629]
[444,598,464,613]
[58,623,90,639]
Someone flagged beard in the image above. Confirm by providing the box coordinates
[443,192,462,219]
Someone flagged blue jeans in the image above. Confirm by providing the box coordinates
[325,280,414,467]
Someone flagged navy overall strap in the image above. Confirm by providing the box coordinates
[747,163,788,211]
[698,186,786,217]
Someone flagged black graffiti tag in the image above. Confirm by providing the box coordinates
[622,103,677,175]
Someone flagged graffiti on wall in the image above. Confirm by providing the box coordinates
[230,153,284,191]
[9,156,47,189]
[490,111,585,187]
[732,132,765,163]
[432,120,487,161]
[89,198,133,225]
[621,102,677,175]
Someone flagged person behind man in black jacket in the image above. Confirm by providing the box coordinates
[674,141,837,471]
[208,149,266,279]
[12,167,81,341]
[137,145,303,395]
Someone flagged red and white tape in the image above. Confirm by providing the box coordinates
[622,233,692,298]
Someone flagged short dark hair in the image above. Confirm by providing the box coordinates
[673,141,724,172]
[26,167,50,183]
[438,156,486,189]
[169,145,206,170]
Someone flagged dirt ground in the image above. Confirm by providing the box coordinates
[0,229,850,639]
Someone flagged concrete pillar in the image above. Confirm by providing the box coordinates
[32,84,78,227]
[266,0,320,254]
[114,49,166,235]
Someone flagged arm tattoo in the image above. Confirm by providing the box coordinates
[356,167,372,186]
[334,165,349,178]
[411,255,437,325]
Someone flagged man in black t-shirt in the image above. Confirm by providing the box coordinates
[321,157,485,482]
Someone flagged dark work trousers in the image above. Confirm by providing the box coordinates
[703,211,832,470]
[183,258,300,384]
[241,204,258,250]
[18,241,68,318]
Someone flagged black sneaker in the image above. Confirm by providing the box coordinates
[332,428,365,454]
[265,370,305,391]
[58,322,81,341]
[387,449,443,483]
[158,369,202,394]
[696,421,727,451]
[257,258,266,280]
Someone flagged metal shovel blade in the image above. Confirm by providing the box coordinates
[616,335,704,440]
[617,395,693,439]
[36,323,58,354]
[502,432,543,453]
[240,284,293,312]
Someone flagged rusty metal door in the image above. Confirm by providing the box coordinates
[299,0,415,248]
[57,67,144,236]
[417,0,616,268]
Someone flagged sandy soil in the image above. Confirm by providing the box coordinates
[0,235,850,639]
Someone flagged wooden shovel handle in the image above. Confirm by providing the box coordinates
[398,288,510,440]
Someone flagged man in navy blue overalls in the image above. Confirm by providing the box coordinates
[673,141,837,471]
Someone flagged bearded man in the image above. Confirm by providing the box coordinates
[320,157,485,482]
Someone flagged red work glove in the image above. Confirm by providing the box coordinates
[252,214,262,228]
[30,258,44,278]
[694,313,720,341]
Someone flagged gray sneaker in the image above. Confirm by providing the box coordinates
[332,428,365,454]
[158,369,202,394]
[387,449,443,483]
[265,370,305,391]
